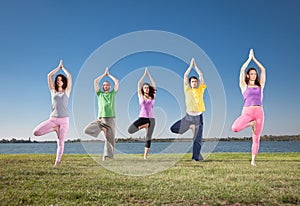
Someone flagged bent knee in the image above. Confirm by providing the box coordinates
[231,125,239,132]
[127,127,133,134]
[170,126,179,134]
[83,128,91,135]
[33,130,41,136]
[128,125,138,134]
[84,129,98,137]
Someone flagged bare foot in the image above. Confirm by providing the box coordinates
[251,161,257,167]
[53,162,60,168]
[249,121,256,135]
[144,147,149,160]
[190,124,195,134]
[139,123,149,130]
[54,126,60,139]
[139,123,149,135]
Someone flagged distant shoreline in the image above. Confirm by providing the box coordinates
[1,134,299,143]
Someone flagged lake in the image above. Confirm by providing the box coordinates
[0,141,300,154]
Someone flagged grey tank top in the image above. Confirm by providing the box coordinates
[50,91,69,117]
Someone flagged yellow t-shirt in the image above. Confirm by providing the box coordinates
[184,83,206,113]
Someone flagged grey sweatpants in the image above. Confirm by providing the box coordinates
[84,117,116,159]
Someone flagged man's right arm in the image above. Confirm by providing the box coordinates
[184,58,194,86]
[94,68,107,93]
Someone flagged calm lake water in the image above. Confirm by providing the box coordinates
[0,141,299,154]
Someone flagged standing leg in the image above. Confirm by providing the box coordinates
[102,118,116,160]
[144,118,155,159]
[251,108,264,166]
[54,117,69,167]
[192,115,204,161]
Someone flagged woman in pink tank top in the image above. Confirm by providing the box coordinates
[128,68,156,159]
[232,49,266,166]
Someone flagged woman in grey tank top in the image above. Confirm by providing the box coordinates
[33,60,72,168]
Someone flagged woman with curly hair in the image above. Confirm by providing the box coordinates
[33,60,72,168]
[128,68,156,159]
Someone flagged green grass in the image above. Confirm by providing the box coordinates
[0,153,299,205]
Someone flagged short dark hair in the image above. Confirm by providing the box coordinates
[102,81,111,86]
[189,76,198,83]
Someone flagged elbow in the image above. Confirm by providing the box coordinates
[47,74,53,82]
[184,74,189,81]
[66,72,72,78]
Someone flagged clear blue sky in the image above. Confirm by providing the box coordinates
[0,0,299,141]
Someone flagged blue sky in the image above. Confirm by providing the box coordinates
[0,0,299,141]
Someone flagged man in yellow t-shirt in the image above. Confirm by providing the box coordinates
[170,58,206,161]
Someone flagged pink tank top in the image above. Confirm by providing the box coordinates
[243,86,263,107]
[139,95,155,118]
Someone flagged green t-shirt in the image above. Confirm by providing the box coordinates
[97,90,117,118]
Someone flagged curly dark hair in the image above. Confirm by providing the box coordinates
[245,68,261,87]
[141,83,156,99]
[54,74,68,92]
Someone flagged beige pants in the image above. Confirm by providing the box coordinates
[84,117,116,158]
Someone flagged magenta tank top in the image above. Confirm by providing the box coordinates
[243,86,263,107]
[139,95,155,118]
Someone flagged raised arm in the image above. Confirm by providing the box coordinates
[61,61,72,97]
[193,59,204,85]
[146,68,156,99]
[239,49,253,93]
[48,60,62,92]
[94,68,107,93]
[146,68,156,90]
[138,68,147,96]
[252,51,266,90]
[184,58,194,86]
[107,68,119,92]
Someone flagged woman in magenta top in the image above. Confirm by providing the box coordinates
[232,49,266,166]
[128,68,156,159]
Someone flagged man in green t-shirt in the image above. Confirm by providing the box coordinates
[84,67,119,161]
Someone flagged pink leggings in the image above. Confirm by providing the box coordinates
[33,117,69,163]
[232,107,264,155]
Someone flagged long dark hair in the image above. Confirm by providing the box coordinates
[245,68,261,87]
[141,83,156,99]
[54,74,68,92]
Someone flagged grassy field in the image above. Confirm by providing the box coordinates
[0,153,299,205]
